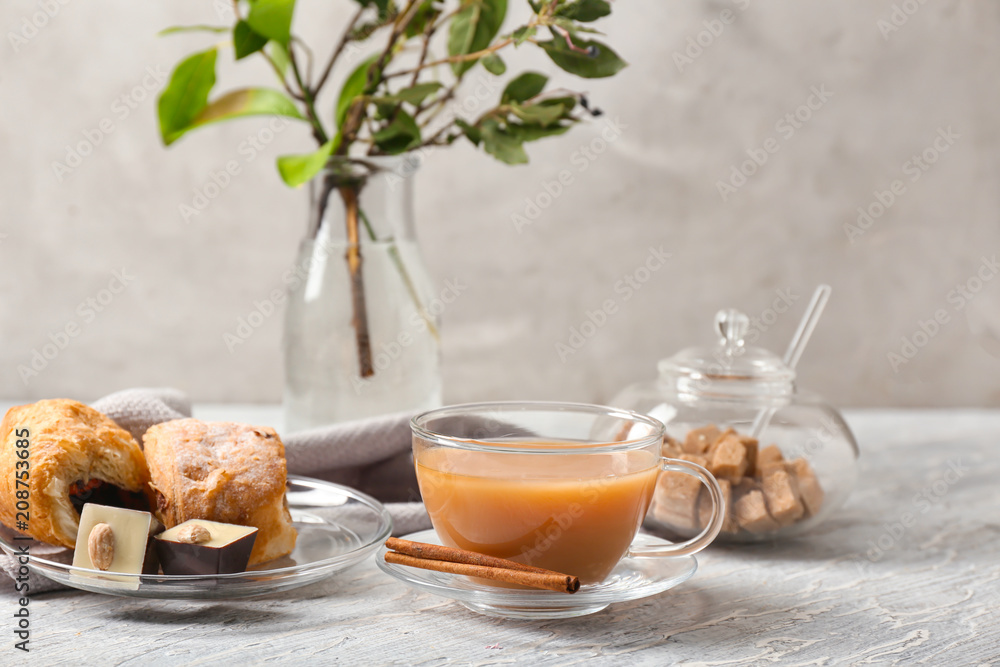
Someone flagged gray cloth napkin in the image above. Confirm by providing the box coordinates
[0,388,431,595]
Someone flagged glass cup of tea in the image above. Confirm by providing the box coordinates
[411,402,724,585]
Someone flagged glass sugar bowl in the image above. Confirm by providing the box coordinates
[612,309,859,542]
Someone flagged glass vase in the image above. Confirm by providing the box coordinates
[283,155,442,431]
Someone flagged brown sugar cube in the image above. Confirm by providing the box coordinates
[708,432,748,482]
[698,478,737,533]
[759,466,805,526]
[733,489,780,534]
[739,435,759,478]
[731,478,760,526]
[652,481,699,532]
[758,444,785,471]
[705,428,736,457]
[758,462,785,481]
[783,463,805,514]
[789,458,824,517]
[662,435,682,458]
[651,453,707,532]
[683,425,720,454]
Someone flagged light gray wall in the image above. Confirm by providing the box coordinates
[2,0,998,407]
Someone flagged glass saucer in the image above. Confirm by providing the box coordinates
[376,530,697,619]
[0,476,392,599]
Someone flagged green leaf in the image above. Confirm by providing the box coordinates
[447,0,508,76]
[247,0,296,45]
[534,95,579,121]
[508,122,571,142]
[405,0,440,38]
[374,101,396,120]
[267,42,291,77]
[158,25,230,37]
[501,72,547,104]
[509,102,563,126]
[455,118,481,145]
[537,95,577,112]
[193,88,304,126]
[480,121,527,164]
[336,55,379,128]
[551,18,604,35]
[511,25,536,46]
[538,32,626,78]
[277,139,337,188]
[234,20,268,60]
[372,110,421,154]
[556,0,611,22]
[391,81,443,106]
[538,95,577,107]
[481,53,506,75]
[158,48,218,145]
[163,87,305,144]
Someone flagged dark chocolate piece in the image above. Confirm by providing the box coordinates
[155,520,258,575]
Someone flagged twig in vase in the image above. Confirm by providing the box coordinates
[339,185,375,377]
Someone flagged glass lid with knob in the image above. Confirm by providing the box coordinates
[659,308,796,399]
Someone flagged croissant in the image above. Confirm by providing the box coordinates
[142,419,296,565]
[0,399,152,548]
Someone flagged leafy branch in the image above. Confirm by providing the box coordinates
[155,0,626,379]
[157,0,627,184]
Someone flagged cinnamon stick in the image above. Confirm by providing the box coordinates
[384,552,580,594]
[386,538,553,574]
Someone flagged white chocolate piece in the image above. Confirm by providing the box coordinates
[72,504,152,576]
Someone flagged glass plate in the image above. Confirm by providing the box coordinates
[376,530,697,619]
[0,476,392,599]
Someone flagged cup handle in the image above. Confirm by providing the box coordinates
[628,457,725,559]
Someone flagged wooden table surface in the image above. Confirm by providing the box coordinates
[7,409,1000,665]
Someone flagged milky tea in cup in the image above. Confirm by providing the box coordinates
[416,444,659,584]
[412,403,723,586]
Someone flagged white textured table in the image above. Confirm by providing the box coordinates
[7,409,1000,665]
